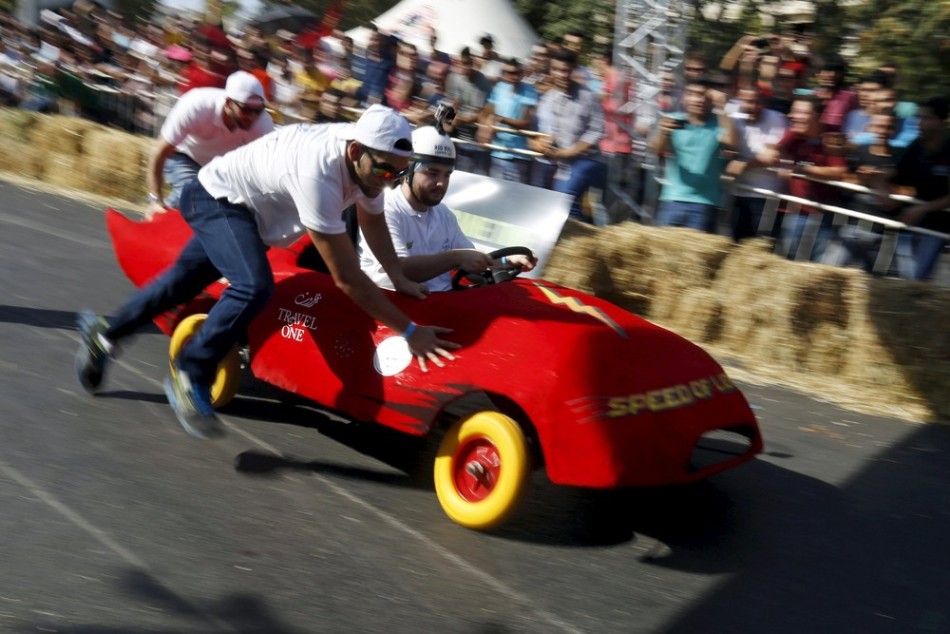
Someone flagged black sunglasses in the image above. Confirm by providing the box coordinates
[364,150,409,180]
[234,100,265,115]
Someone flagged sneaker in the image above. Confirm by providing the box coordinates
[163,365,223,439]
[75,310,114,393]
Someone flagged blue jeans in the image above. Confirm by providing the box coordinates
[529,159,556,190]
[554,156,607,223]
[106,179,274,385]
[456,144,490,175]
[490,156,530,184]
[780,212,835,261]
[656,201,718,233]
[163,152,201,208]
[908,233,947,281]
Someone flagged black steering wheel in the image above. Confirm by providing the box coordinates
[451,246,534,290]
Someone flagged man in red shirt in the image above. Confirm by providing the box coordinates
[178,39,227,93]
[764,95,848,260]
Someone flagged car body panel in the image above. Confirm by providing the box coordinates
[106,208,762,489]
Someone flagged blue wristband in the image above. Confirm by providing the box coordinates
[401,322,417,339]
[501,256,508,265]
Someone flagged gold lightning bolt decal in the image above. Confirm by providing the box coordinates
[535,283,628,339]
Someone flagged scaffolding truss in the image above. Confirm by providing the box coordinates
[610,0,688,219]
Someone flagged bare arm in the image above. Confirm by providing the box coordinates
[897,190,950,226]
[145,137,178,213]
[651,120,676,155]
[401,249,493,283]
[799,163,848,180]
[498,104,534,130]
[357,204,428,298]
[307,228,459,371]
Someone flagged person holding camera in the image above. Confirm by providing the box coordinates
[651,77,738,233]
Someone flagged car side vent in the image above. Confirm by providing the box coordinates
[689,425,756,472]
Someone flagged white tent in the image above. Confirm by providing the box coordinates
[347,0,540,61]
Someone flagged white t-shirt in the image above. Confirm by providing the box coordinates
[199,123,385,247]
[160,87,275,166]
[359,185,473,292]
[732,108,787,198]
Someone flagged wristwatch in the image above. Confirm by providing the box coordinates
[147,192,161,204]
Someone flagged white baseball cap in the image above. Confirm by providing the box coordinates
[340,105,413,157]
[225,70,265,106]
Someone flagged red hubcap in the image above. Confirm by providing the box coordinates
[452,436,502,502]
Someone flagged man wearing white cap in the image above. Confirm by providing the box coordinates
[76,105,458,439]
[360,114,536,291]
[145,70,275,214]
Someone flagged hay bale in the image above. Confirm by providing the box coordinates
[546,219,950,422]
[0,107,37,142]
[81,128,149,199]
[43,154,88,191]
[27,114,98,156]
[0,138,46,179]
[545,220,603,292]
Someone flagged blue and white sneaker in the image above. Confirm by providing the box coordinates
[75,310,114,393]
[163,365,223,439]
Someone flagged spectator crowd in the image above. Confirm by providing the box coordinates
[0,4,948,281]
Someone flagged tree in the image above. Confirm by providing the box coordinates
[112,0,160,24]
[512,0,613,48]
[848,0,950,100]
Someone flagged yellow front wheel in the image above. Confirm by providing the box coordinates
[433,411,530,531]
[168,313,242,408]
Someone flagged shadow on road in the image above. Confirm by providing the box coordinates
[659,422,950,633]
[0,304,84,330]
[0,304,162,336]
[24,569,307,634]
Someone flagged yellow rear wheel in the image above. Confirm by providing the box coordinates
[168,313,242,409]
[433,411,530,531]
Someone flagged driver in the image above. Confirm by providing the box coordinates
[359,109,536,292]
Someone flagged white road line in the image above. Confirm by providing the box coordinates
[22,210,587,632]
[0,210,111,249]
[64,334,586,633]
[0,457,147,568]
[0,456,239,633]
[226,424,587,634]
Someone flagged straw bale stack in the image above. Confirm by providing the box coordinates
[0,107,35,142]
[546,220,949,421]
[82,127,149,199]
[43,154,89,191]
[27,114,97,156]
[0,109,44,178]
[0,138,46,180]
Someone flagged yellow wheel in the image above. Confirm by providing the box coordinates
[433,411,530,531]
[168,313,242,409]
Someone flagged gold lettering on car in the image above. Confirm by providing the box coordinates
[604,372,737,418]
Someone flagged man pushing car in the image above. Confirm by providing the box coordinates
[76,105,459,439]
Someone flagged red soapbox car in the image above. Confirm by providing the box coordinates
[106,208,763,531]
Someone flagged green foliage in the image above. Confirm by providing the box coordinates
[511,0,613,46]
[267,0,948,100]
[113,0,160,24]
[687,0,849,71]
[848,0,950,100]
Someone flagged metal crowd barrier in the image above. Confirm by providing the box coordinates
[722,173,950,277]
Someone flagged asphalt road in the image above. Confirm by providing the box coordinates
[1,180,949,634]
